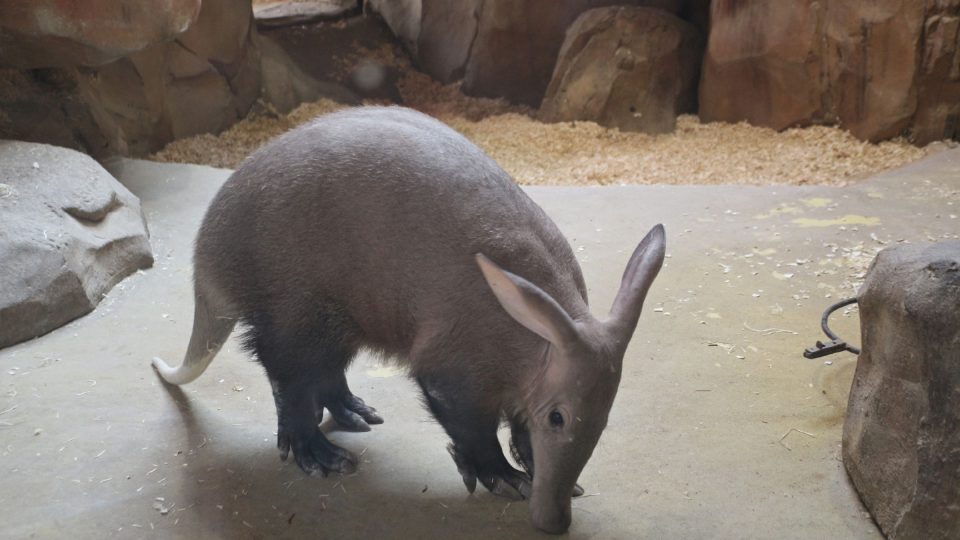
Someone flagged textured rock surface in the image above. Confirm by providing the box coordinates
[260,16,395,103]
[0,141,153,349]
[699,1,821,132]
[844,241,960,539]
[367,0,684,105]
[464,0,684,106]
[913,10,960,144]
[366,0,478,83]
[254,0,358,28]
[541,6,701,134]
[0,0,263,159]
[366,0,423,53]
[701,0,960,144]
[259,35,358,113]
[0,0,201,69]
[418,0,482,83]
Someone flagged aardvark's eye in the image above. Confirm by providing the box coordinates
[549,410,564,428]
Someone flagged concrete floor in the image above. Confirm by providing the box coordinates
[1,149,958,539]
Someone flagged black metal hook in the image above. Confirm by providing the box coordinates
[803,297,861,359]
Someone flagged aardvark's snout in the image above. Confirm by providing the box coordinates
[530,496,572,534]
[530,480,574,534]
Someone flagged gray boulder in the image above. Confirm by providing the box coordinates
[0,141,153,349]
[540,6,702,134]
[844,241,960,540]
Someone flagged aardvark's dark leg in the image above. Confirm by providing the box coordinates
[418,374,531,500]
[245,312,360,476]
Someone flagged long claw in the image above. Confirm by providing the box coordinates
[447,444,478,493]
[278,436,291,461]
[475,463,531,501]
[572,483,585,497]
[293,446,326,476]
[492,469,531,500]
[445,444,531,500]
[279,424,357,476]
[330,403,372,432]
[344,395,383,425]
[488,476,524,500]
[518,478,533,499]
[462,471,478,493]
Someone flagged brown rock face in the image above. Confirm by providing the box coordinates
[701,0,960,144]
[463,0,583,106]
[825,1,924,141]
[466,0,684,106]
[0,0,201,68]
[0,0,263,158]
[0,0,347,159]
[367,0,685,106]
[699,1,821,132]
[844,241,960,540]
[541,7,701,134]
[914,11,960,144]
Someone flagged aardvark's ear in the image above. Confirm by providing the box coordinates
[475,253,578,347]
[607,224,666,338]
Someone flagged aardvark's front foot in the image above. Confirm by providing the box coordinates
[448,444,532,500]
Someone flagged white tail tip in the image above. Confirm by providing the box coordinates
[152,356,203,385]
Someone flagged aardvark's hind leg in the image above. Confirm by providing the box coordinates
[270,377,358,475]
[248,316,358,476]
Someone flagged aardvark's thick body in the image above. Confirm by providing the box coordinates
[152,106,665,534]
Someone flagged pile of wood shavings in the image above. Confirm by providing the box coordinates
[150,45,930,185]
[445,115,928,186]
[150,100,347,169]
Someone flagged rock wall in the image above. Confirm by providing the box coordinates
[0,0,201,68]
[371,0,957,143]
[701,0,960,144]
[80,0,262,157]
[914,8,960,144]
[368,0,688,107]
[2,1,956,150]
[0,0,331,160]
